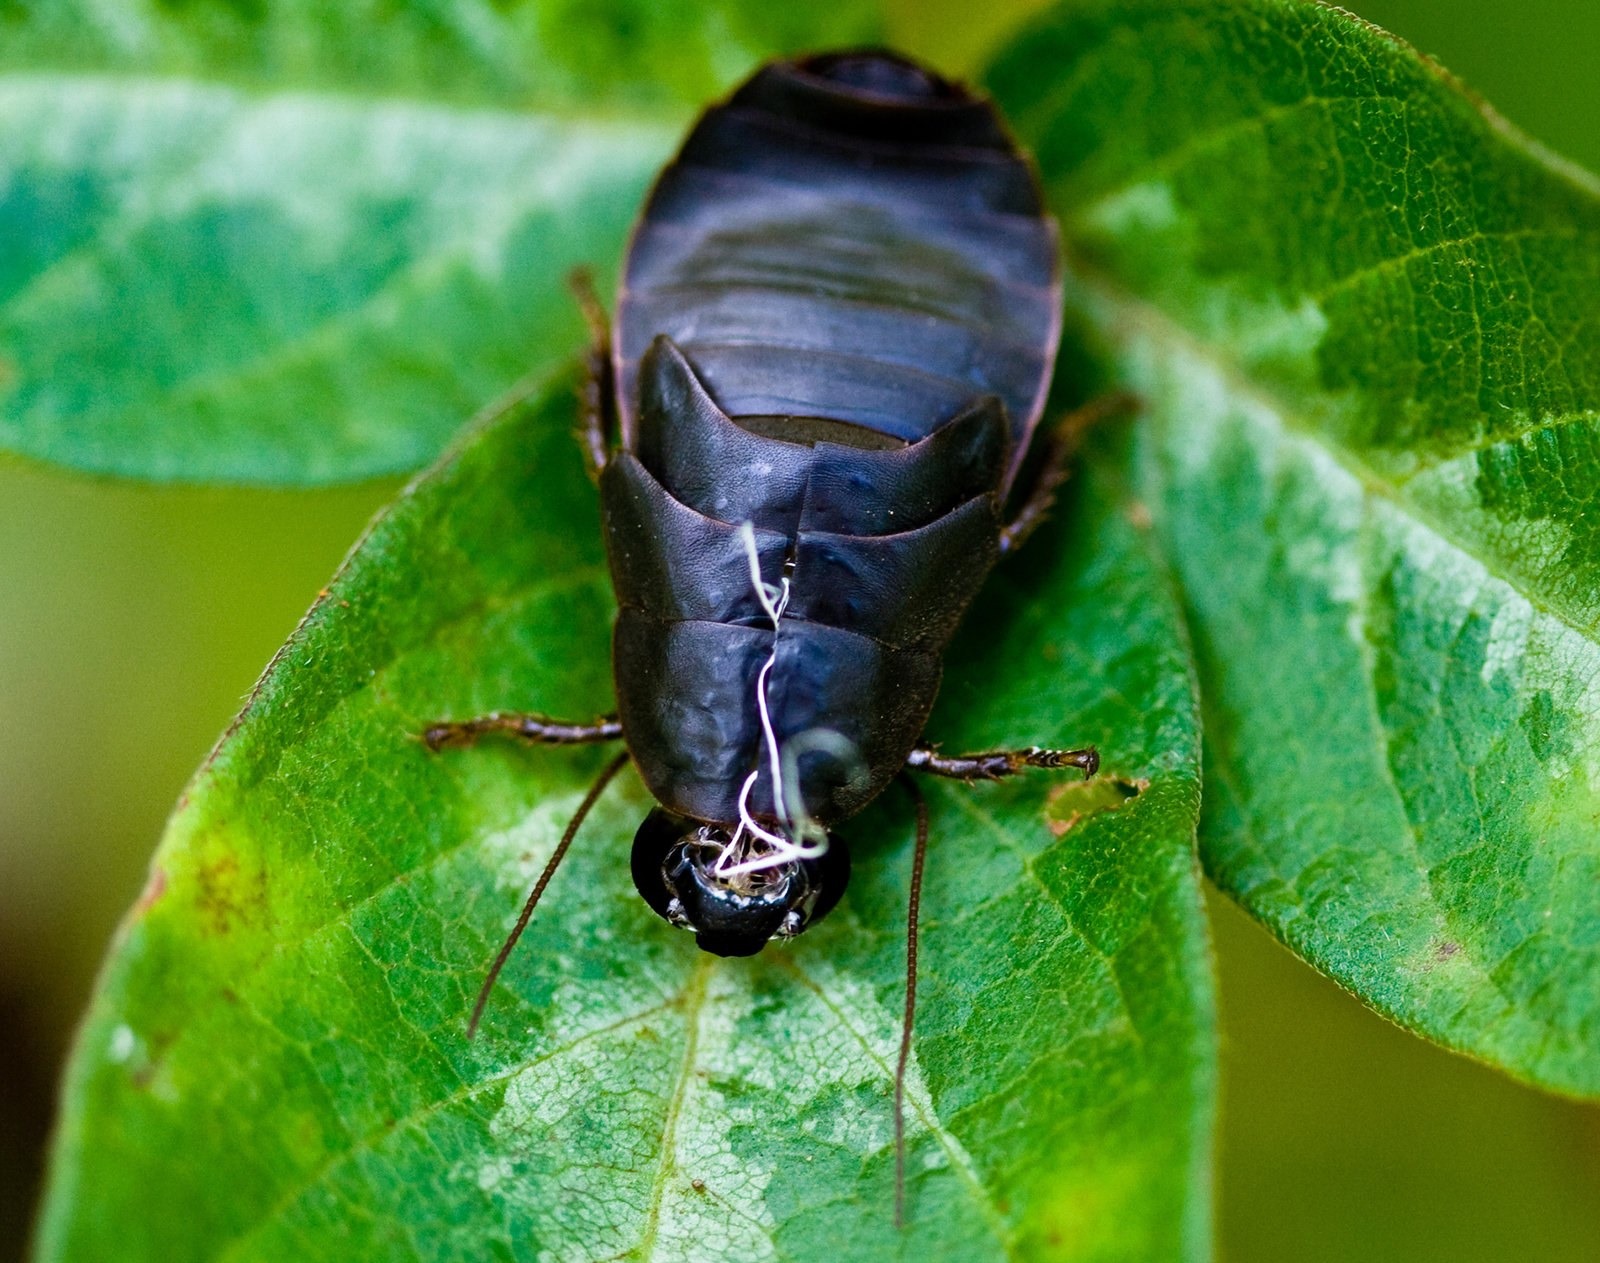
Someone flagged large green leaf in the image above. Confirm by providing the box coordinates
[35,373,1214,1259]
[0,87,664,483]
[988,0,1600,1094]
[0,0,880,483]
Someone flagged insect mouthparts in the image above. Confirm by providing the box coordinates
[630,809,852,957]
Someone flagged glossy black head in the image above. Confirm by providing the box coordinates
[631,810,851,957]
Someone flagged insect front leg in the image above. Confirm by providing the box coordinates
[905,743,1098,781]
[422,713,623,752]
[568,266,618,479]
[999,391,1139,556]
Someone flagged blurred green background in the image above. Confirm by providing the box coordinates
[2,1,1598,1258]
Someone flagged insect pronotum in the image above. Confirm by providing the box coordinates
[426,49,1115,1224]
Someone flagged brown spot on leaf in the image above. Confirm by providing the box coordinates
[1435,940,1461,961]
[690,1178,706,1193]
[1125,500,1153,530]
[1045,775,1148,836]
[193,853,267,936]
[128,1028,176,1093]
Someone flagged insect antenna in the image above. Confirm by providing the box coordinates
[467,749,630,1038]
[894,774,929,1228]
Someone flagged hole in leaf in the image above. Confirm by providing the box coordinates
[1044,775,1146,837]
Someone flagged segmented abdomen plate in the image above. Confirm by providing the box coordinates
[616,53,1060,481]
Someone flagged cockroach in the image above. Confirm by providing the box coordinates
[426,49,1114,1221]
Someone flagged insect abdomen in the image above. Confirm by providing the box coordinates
[615,51,1059,469]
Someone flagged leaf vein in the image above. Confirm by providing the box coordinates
[215,997,681,1260]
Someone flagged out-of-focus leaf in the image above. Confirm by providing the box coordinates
[0,1,878,114]
[882,0,1056,74]
[0,86,663,484]
[34,373,1214,1261]
[990,0,1600,1094]
[0,0,881,483]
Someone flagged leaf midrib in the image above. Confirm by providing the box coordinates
[0,68,691,130]
[632,957,712,1261]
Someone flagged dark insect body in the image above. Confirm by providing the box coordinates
[426,49,1109,1221]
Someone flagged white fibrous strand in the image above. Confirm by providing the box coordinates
[715,523,831,878]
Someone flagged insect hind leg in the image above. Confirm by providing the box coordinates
[905,744,1098,781]
[569,265,618,478]
[999,391,1139,556]
[422,712,623,752]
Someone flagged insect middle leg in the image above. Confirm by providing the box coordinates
[568,266,617,479]
[998,391,1139,556]
[422,713,623,752]
[905,743,1098,781]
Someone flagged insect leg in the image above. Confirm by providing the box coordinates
[468,749,630,1037]
[905,744,1099,781]
[422,713,623,752]
[894,773,929,1230]
[998,391,1139,556]
[569,266,618,478]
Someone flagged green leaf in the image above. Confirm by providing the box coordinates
[0,88,664,484]
[0,1,877,112]
[35,374,1214,1260]
[0,0,881,484]
[988,0,1600,1094]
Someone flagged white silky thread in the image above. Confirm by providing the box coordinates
[714,524,831,879]
[779,729,861,850]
